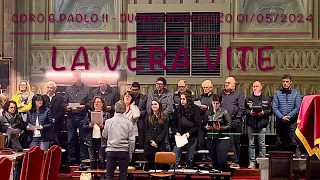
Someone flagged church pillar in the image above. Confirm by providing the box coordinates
[15,0,31,82]
[2,0,16,95]
[0,0,3,53]
[0,0,30,95]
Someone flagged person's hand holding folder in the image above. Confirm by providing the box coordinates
[258,110,264,116]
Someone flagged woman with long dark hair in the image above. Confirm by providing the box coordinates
[26,94,53,150]
[144,100,168,170]
[171,90,201,169]
[0,101,25,152]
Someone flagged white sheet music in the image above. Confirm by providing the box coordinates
[69,103,80,109]
[194,100,202,106]
[175,135,188,148]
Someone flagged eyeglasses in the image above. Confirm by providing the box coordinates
[178,86,185,88]
[156,83,163,86]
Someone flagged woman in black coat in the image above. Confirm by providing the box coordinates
[0,101,25,152]
[83,96,110,170]
[144,99,168,170]
[171,90,201,169]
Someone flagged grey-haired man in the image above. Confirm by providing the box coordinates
[103,100,135,180]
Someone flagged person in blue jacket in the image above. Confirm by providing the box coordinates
[272,74,302,157]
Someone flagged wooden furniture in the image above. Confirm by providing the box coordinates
[150,152,176,179]
[305,154,320,180]
[0,157,13,180]
[74,169,232,179]
[268,151,293,180]
[0,133,7,148]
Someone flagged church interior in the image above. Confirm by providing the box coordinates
[0,0,320,179]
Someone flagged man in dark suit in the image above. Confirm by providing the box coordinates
[130,82,147,149]
[43,81,66,146]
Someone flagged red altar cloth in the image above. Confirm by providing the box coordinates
[295,95,320,159]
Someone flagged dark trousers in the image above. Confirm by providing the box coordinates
[88,138,106,169]
[206,138,229,172]
[146,154,155,170]
[137,120,144,149]
[229,121,242,163]
[276,120,297,151]
[106,151,130,180]
[67,114,88,165]
[19,114,29,148]
[14,161,22,180]
[198,129,206,149]
[52,122,62,146]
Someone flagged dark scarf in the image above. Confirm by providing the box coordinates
[4,112,14,122]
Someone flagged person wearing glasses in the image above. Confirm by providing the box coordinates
[173,80,196,105]
[0,101,25,152]
[146,77,173,117]
[83,96,110,176]
[130,82,147,149]
[146,77,173,151]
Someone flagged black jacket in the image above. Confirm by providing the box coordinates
[220,89,245,122]
[245,94,272,129]
[170,104,201,142]
[200,92,214,116]
[144,115,168,155]
[90,85,120,116]
[202,107,231,139]
[0,114,25,151]
[134,93,147,131]
[83,111,110,147]
[43,94,66,133]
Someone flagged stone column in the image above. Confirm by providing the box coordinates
[0,0,3,53]
[2,0,30,96]
[16,0,30,81]
[3,0,16,95]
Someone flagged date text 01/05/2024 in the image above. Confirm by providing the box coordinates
[118,13,313,23]
[11,13,313,23]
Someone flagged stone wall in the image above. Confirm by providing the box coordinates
[1,0,320,97]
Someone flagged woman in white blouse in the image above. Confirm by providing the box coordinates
[123,91,141,144]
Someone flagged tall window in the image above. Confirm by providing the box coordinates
[135,12,221,76]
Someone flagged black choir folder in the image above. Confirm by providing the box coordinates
[252,106,263,113]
